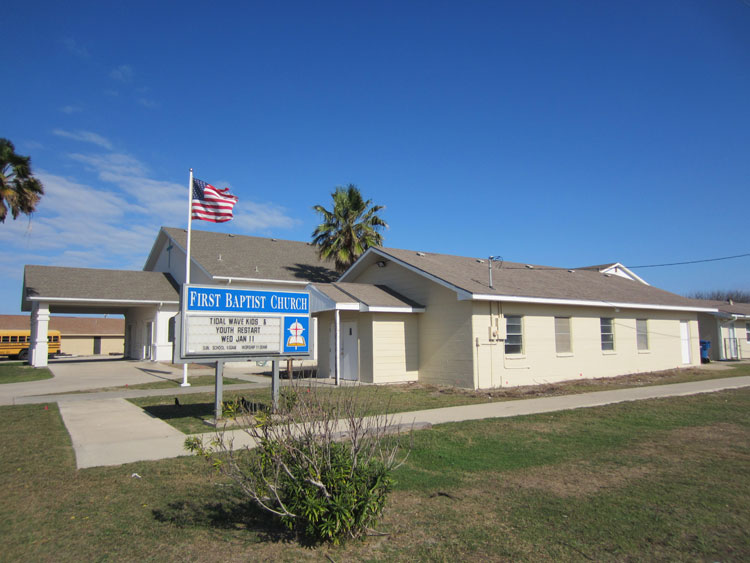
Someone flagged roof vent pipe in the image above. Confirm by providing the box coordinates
[488,255,503,289]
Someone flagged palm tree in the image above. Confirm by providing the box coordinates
[312,184,388,272]
[0,138,45,223]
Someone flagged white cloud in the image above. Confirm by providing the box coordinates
[110,64,134,83]
[61,105,83,115]
[62,38,89,58]
[0,146,302,313]
[138,98,159,109]
[53,129,113,150]
[233,201,299,232]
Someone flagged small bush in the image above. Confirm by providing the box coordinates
[186,381,410,544]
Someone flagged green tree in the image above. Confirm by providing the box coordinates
[312,184,387,272]
[0,138,45,223]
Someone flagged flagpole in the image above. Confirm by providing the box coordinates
[181,168,194,387]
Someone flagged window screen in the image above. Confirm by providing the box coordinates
[600,318,614,351]
[636,319,649,350]
[505,315,523,354]
[555,317,571,353]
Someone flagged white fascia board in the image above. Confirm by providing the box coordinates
[308,285,357,313]
[157,230,213,281]
[27,296,179,305]
[344,248,469,299]
[214,276,307,286]
[338,247,378,281]
[364,306,425,313]
[466,293,719,313]
[601,263,650,286]
[143,228,168,271]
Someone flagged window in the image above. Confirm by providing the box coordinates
[746,322,750,343]
[505,315,523,354]
[600,318,614,351]
[555,317,571,353]
[10,336,18,343]
[1,336,8,343]
[636,319,649,350]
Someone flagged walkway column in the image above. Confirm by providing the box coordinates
[30,302,50,367]
[334,309,341,386]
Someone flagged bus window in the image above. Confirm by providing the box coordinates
[10,336,18,343]
[2,336,8,342]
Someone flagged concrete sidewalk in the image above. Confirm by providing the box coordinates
[1,358,271,406]
[60,399,187,468]
[58,375,750,469]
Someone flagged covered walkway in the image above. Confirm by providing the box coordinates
[22,265,180,367]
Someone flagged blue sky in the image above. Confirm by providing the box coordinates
[2,0,749,314]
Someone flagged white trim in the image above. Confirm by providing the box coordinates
[465,293,718,313]
[214,276,308,286]
[341,248,469,296]
[341,247,714,314]
[364,305,425,313]
[27,296,179,305]
[600,263,650,286]
[149,229,213,282]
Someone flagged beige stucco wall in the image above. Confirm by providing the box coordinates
[740,320,750,359]
[697,313,720,361]
[354,262,474,387]
[472,302,701,388]
[371,314,419,384]
[61,336,123,356]
[716,318,750,360]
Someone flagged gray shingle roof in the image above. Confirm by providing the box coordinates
[311,282,424,310]
[162,227,339,283]
[23,265,179,310]
[369,247,715,310]
[698,300,750,317]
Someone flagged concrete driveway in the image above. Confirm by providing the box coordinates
[0,357,221,405]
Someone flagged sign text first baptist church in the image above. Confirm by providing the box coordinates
[178,286,311,360]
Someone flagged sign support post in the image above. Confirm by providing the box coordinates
[272,360,279,412]
[214,359,224,422]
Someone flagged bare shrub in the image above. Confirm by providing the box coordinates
[185,380,411,544]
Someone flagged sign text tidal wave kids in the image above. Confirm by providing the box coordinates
[187,287,309,314]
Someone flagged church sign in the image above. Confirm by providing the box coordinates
[177,285,311,360]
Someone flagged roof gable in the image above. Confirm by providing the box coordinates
[155,226,338,284]
[341,247,716,312]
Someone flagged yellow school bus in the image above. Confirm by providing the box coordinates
[0,330,61,360]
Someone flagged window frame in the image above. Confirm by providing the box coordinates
[554,316,572,354]
[600,317,615,351]
[636,319,649,351]
[505,315,523,355]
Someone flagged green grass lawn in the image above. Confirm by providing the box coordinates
[131,363,750,434]
[1,388,748,561]
[0,362,53,384]
[66,374,251,394]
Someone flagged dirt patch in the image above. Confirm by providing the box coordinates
[478,423,749,499]
[393,364,747,404]
[501,462,653,498]
[632,422,750,464]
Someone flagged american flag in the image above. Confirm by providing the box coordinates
[191,178,238,223]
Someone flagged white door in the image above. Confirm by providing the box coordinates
[144,322,154,360]
[340,321,359,381]
[680,321,691,364]
[328,323,335,378]
[726,324,738,359]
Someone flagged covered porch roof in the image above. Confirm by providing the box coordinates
[22,265,180,315]
[309,282,424,313]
